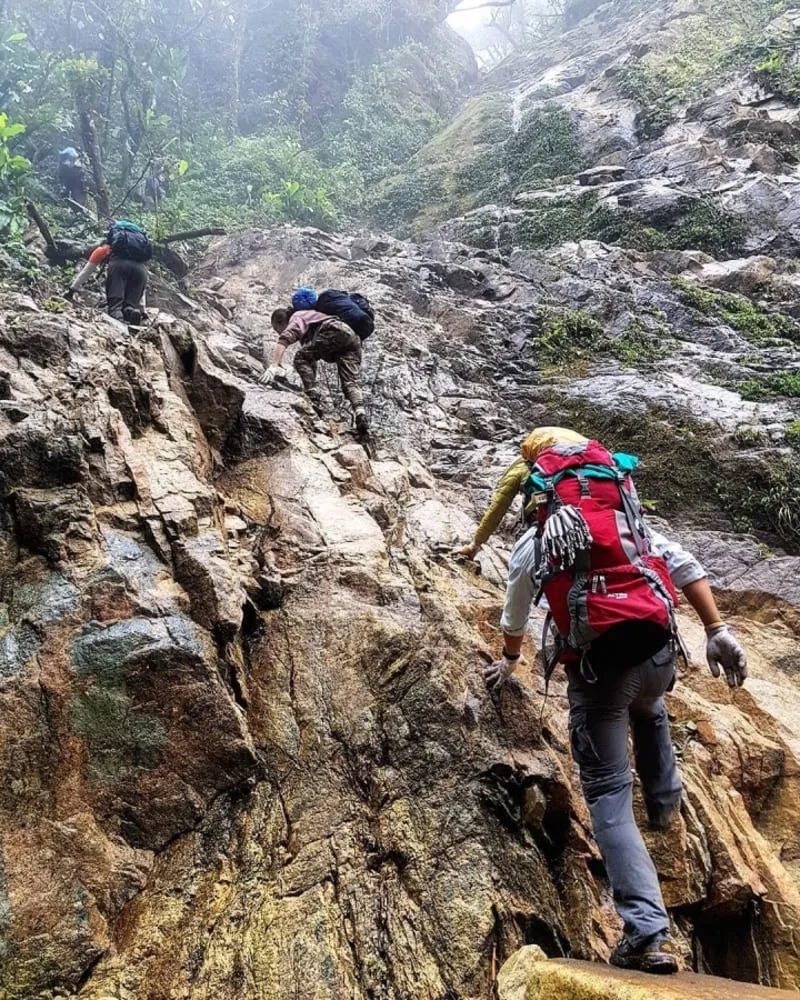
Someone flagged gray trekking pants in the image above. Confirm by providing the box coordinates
[294,323,363,409]
[566,643,682,947]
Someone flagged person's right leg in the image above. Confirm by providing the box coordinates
[567,664,672,950]
[293,344,321,405]
[122,261,148,325]
[631,645,682,830]
[106,262,126,321]
[333,330,366,430]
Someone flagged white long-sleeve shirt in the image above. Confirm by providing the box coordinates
[501,525,706,637]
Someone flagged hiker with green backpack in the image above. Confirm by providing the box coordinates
[476,427,747,976]
[65,220,152,326]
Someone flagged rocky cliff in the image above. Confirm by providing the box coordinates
[374,0,800,257]
[3,222,800,998]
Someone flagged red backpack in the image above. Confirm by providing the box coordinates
[526,440,678,679]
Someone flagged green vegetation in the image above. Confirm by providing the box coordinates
[537,309,604,364]
[535,308,668,369]
[617,61,677,140]
[487,193,748,257]
[337,40,465,184]
[505,106,583,189]
[785,418,800,446]
[752,46,800,102]
[733,425,765,447]
[618,0,790,115]
[735,371,800,401]
[745,457,800,542]
[370,104,583,232]
[675,280,800,344]
[544,393,800,548]
[0,0,478,238]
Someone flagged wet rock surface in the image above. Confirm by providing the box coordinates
[1,225,800,998]
[385,0,800,261]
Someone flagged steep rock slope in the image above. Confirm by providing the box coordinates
[2,227,800,998]
[376,0,800,254]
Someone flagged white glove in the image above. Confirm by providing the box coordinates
[259,364,281,386]
[484,652,523,691]
[706,625,748,688]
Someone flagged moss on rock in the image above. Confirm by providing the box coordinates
[674,280,800,344]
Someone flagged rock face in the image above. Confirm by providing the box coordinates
[2,225,800,998]
[375,0,800,257]
[498,951,800,1000]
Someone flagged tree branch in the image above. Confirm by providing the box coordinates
[25,199,57,249]
[163,228,227,244]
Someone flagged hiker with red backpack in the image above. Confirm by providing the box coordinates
[65,220,152,326]
[481,427,746,975]
[260,287,375,434]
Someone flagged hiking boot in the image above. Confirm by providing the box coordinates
[354,409,369,435]
[610,935,678,975]
[648,808,678,833]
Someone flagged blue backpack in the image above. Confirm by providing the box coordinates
[316,289,375,340]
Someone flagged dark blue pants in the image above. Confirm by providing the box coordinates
[566,644,682,946]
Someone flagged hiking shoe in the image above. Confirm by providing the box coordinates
[648,808,678,833]
[610,935,678,975]
[354,409,369,435]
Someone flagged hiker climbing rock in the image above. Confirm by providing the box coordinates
[261,304,369,434]
[485,430,747,976]
[57,147,86,206]
[65,220,152,325]
[289,287,376,341]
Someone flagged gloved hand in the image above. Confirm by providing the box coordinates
[259,364,281,386]
[484,652,523,691]
[63,287,75,302]
[706,625,748,688]
[457,542,481,560]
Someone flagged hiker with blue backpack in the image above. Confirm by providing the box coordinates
[57,147,87,206]
[65,220,152,325]
[473,427,747,976]
[260,287,375,434]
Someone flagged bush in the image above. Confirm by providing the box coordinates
[150,132,363,233]
[336,41,463,183]
[675,280,800,343]
[617,61,677,140]
[533,309,667,369]
[505,106,582,188]
[735,371,800,401]
[513,194,745,257]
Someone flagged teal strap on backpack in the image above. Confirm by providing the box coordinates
[524,453,640,496]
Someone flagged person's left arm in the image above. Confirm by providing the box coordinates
[649,527,747,687]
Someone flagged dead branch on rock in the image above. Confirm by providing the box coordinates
[25,199,57,249]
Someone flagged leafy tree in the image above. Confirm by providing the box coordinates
[0,111,30,235]
[0,0,474,226]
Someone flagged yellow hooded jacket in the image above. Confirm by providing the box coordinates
[472,427,587,548]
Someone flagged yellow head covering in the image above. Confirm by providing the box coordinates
[520,426,587,463]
